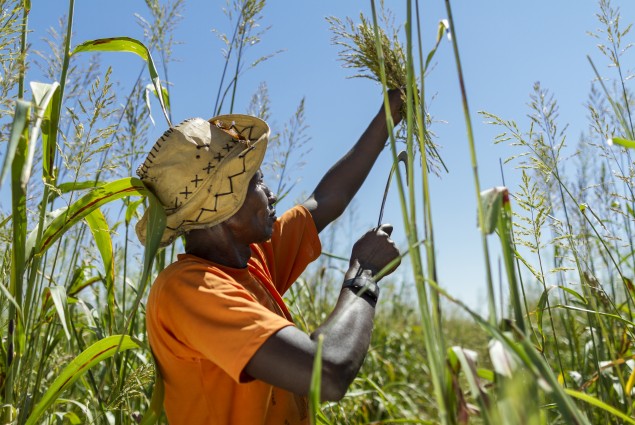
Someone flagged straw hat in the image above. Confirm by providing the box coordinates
[135,114,270,247]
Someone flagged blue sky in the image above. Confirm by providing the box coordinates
[25,0,635,311]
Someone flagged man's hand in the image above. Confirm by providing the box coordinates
[386,88,405,127]
[347,224,401,281]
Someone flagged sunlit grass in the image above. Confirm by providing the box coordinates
[2,0,635,424]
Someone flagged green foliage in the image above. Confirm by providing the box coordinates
[327,6,447,176]
[3,0,635,424]
[0,1,177,423]
[327,11,406,89]
[25,335,141,425]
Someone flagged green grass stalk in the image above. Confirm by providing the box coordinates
[369,1,451,423]
[413,0,442,333]
[443,0,498,326]
[4,2,31,414]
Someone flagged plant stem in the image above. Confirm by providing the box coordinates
[443,0,497,326]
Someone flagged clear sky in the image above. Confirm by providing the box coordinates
[23,0,635,311]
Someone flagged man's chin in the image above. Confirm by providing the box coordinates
[255,227,274,243]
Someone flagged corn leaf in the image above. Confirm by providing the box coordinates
[48,181,99,203]
[536,286,553,338]
[450,346,496,423]
[85,208,115,320]
[424,20,449,72]
[1,99,30,188]
[54,399,93,424]
[72,37,171,127]
[494,186,525,333]
[24,335,141,425]
[29,177,149,258]
[125,198,145,226]
[423,275,591,424]
[25,206,67,260]
[479,187,505,235]
[68,276,101,298]
[9,100,31,303]
[123,190,166,334]
[0,279,23,324]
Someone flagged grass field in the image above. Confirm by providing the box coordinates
[2,0,635,423]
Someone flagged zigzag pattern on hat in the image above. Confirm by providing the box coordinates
[165,147,252,232]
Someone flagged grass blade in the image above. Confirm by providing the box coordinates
[309,334,324,425]
[24,335,141,425]
[608,137,635,150]
[1,99,30,188]
[48,181,101,203]
[72,37,171,127]
[85,208,116,326]
[564,389,635,425]
[144,82,171,126]
[122,190,166,334]
[46,286,71,340]
[29,177,148,258]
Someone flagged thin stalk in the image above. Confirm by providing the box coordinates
[369,1,451,423]
[413,0,442,332]
[160,52,173,124]
[25,0,76,336]
[19,0,75,415]
[4,1,30,412]
[501,166,543,349]
[17,0,27,98]
[213,0,246,114]
[611,37,635,138]
[583,205,634,316]
[443,0,497,325]
[228,19,247,114]
[587,56,633,140]
[533,110,635,316]
[529,205,568,378]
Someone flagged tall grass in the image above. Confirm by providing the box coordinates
[3,0,635,424]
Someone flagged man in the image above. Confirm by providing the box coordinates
[135,89,403,424]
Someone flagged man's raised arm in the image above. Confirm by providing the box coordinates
[302,89,404,233]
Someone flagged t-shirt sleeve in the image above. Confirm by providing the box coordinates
[153,264,295,383]
[266,205,322,294]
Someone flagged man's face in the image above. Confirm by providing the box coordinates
[225,170,278,243]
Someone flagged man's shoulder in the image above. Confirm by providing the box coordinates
[153,254,234,288]
[274,205,315,234]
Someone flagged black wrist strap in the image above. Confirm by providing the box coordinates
[342,276,379,305]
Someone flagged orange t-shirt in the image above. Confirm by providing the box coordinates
[146,205,322,425]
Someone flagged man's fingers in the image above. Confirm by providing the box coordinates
[377,223,393,237]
